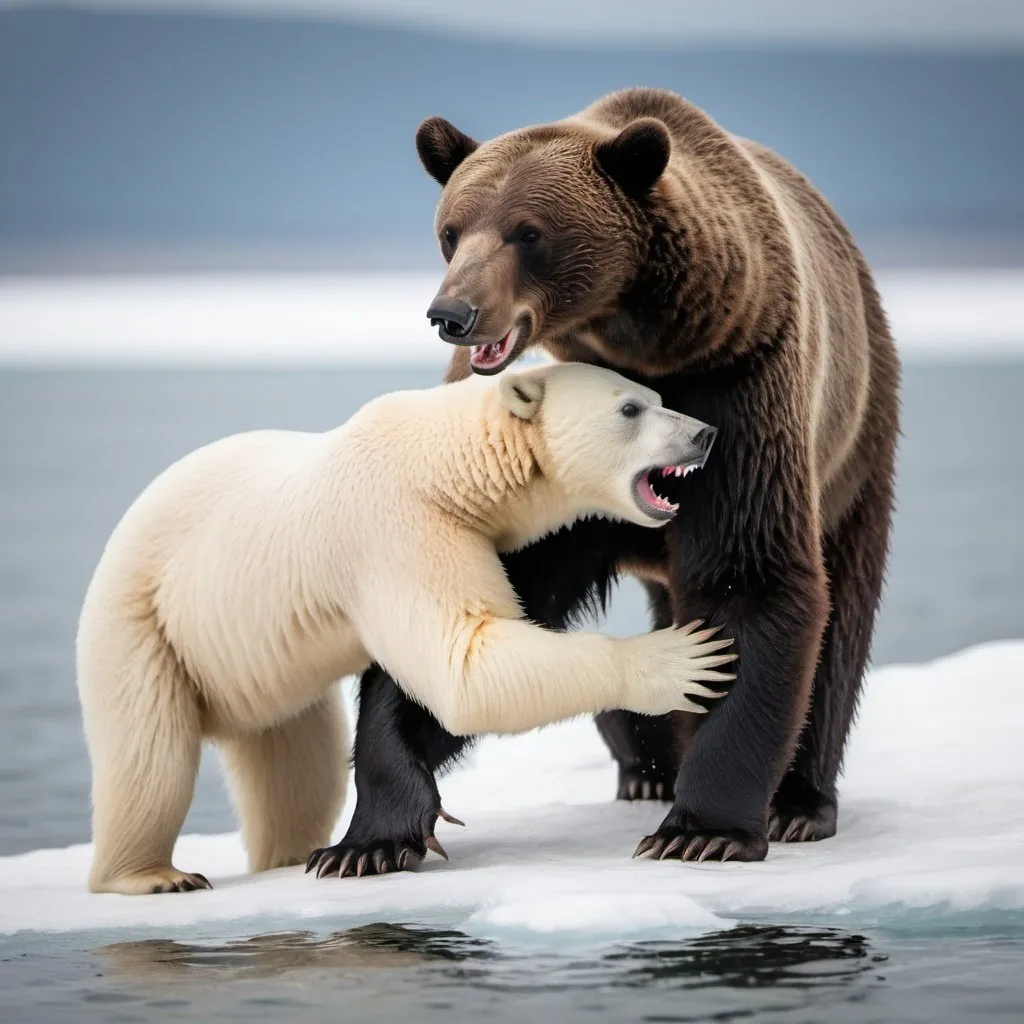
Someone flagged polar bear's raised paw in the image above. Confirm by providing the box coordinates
[621,620,737,717]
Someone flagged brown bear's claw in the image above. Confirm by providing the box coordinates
[305,840,425,879]
[633,826,767,863]
[767,810,836,843]
[617,771,674,802]
[768,788,837,843]
[437,806,465,827]
[305,806,464,879]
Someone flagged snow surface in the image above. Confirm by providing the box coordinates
[1,640,1022,942]
[1,269,1023,365]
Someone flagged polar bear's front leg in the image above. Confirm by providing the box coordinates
[432,615,735,737]
[308,615,732,881]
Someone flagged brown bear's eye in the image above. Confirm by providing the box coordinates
[442,226,458,248]
[519,227,541,247]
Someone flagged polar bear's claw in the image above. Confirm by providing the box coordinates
[143,870,212,894]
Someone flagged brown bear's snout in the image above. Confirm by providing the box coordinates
[426,295,479,344]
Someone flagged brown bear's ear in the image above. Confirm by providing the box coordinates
[416,116,480,186]
[499,372,545,420]
[595,117,671,197]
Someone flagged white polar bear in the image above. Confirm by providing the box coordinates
[76,362,731,895]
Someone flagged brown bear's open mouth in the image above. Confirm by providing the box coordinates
[632,463,700,521]
[469,320,529,375]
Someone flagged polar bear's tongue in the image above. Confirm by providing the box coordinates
[471,327,515,371]
[636,471,679,514]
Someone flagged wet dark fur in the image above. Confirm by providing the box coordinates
[314,88,900,874]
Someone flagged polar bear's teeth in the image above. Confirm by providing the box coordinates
[659,464,695,479]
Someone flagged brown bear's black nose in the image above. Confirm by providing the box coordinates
[694,425,718,465]
[427,296,479,343]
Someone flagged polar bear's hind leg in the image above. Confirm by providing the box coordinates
[217,690,348,873]
[83,628,209,895]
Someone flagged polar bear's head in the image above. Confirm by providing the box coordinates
[498,362,717,527]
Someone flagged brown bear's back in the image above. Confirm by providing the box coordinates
[575,88,898,523]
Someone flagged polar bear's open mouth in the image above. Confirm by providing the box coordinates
[470,321,528,374]
[633,463,699,520]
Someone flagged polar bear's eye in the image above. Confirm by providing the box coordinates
[621,402,641,419]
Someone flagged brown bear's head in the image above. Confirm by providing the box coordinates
[416,114,671,376]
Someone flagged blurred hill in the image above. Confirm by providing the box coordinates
[1,6,1022,272]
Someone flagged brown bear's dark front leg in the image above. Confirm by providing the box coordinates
[597,581,686,801]
[596,709,685,801]
[310,517,630,878]
[770,465,896,844]
[636,565,829,863]
[307,665,470,878]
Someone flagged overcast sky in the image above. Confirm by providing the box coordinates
[4,0,1024,47]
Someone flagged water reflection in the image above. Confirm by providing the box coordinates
[605,924,883,990]
[94,921,884,995]
[96,922,496,980]
[36,924,895,1022]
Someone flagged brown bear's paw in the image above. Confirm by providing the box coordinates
[305,808,464,880]
[616,767,675,802]
[769,776,838,843]
[768,802,837,843]
[633,825,768,863]
[93,867,213,895]
[306,839,424,878]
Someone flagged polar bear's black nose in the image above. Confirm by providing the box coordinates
[694,425,718,465]
[427,296,479,342]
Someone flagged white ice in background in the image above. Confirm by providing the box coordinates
[1,269,1024,365]
[1,641,1022,942]
[0,273,447,367]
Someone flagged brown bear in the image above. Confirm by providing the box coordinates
[326,87,900,872]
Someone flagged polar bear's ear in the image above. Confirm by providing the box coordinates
[499,373,545,420]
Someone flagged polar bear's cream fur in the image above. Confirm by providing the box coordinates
[77,362,731,895]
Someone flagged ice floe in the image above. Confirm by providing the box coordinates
[1,641,1022,941]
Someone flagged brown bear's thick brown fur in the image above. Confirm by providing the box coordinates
[330,87,899,871]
